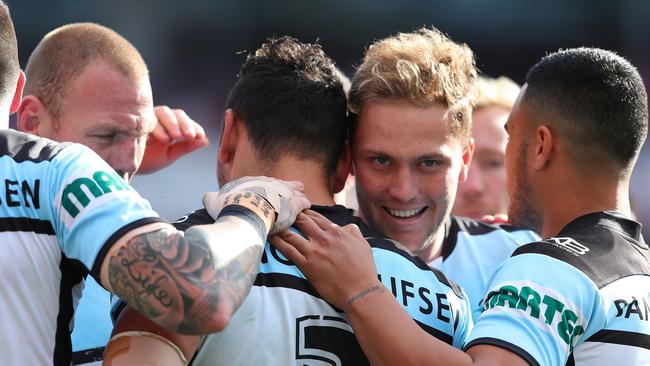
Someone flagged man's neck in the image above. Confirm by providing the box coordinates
[412,225,447,264]
[541,175,631,238]
[263,158,336,206]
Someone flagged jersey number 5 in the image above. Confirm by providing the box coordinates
[295,315,369,366]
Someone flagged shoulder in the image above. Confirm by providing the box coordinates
[451,215,538,239]
[1,129,72,163]
[513,229,650,288]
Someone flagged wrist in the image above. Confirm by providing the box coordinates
[221,191,277,232]
[342,281,387,313]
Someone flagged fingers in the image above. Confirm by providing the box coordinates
[343,223,364,240]
[480,213,510,224]
[154,106,183,142]
[148,121,169,144]
[154,105,209,144]
[292,211,326,237]
[303,209,338,230]
[269,232,308,266]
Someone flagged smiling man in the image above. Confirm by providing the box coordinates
[346,28,538,320]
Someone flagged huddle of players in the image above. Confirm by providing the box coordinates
[1,0,648,365]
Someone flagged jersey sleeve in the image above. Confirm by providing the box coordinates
[464,249,601,366]
[46,144,165,279]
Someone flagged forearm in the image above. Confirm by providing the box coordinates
[103,200,272,334]
[345,285,473,366]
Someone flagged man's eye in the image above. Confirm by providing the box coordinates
[483,159,504,169]
[373,157,389,166]
[420,159,439,168]
[92,134,114,140]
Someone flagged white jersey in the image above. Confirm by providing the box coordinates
[170,205,472,366]
[466,212,650,365]
[429,216,540,320]
[0,130,163,365]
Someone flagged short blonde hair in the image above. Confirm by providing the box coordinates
[474,75,520,111]
[25,22,148,122]
[349,27,477,142]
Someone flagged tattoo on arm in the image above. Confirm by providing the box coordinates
[347,285,386,307]
[108,226,263,334]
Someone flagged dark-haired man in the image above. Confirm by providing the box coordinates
[106,36,472,365]
[280,47,650,365]
[0,3,309,365]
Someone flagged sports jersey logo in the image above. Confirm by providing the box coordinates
[61,170,130,218]
[546,237,590,256]
[483,282,586,351]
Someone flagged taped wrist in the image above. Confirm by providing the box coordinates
[218,191,277,241]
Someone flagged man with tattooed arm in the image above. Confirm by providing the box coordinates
[0,3,309,365]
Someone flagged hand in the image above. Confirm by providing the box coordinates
[203,176,311,234]
[480,213,510,225]
[139,106,210,174]
[270,210,381,310]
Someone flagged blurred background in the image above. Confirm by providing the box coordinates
[7,0,650,234]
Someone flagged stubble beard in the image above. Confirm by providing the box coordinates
[510,146,542,233]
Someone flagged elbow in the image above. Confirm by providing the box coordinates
[200,308,232,333]
[177,293,238,335]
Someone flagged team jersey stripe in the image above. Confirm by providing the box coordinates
[586,329,650,350]
[254,272,454,345]
[71,346,104,364]
[254,272,317,297]
[465,337,540,366]
[0,217,55,234]
[90,217,168,281]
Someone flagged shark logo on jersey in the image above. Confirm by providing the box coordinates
[483,281,586,351]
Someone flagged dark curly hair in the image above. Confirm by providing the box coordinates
[225,36,349,175]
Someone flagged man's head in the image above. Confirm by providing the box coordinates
[506,47,648,231]
[349,27,477,260]
[0,1,24,129]
[217,36,349,192]
[453,76,520,219]
[17,23,156,180]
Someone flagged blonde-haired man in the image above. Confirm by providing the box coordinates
[453,76,520,219]
[274,27,538,331]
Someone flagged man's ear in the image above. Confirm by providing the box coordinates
[17,94,52,134]
[333,141,352,193]
[458,138,475,184]
[9,70,25,115]
[218,108,239,167]
[533,125,553,170]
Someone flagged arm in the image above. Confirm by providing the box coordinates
[99,177,309,335]
[270,210,527,366]
[104,305,202,365]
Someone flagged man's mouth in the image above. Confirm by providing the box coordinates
[384,206,428,219]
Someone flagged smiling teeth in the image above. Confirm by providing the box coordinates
[387,208,423,218]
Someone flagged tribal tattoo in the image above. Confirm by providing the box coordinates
[108,225,263,334]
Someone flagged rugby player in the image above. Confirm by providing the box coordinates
[16,23,210,363]
[452,76,520,219]
[0,3,309,364]
[105,36,472,365]
[278,47,650,365]
[310,28,538,321]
